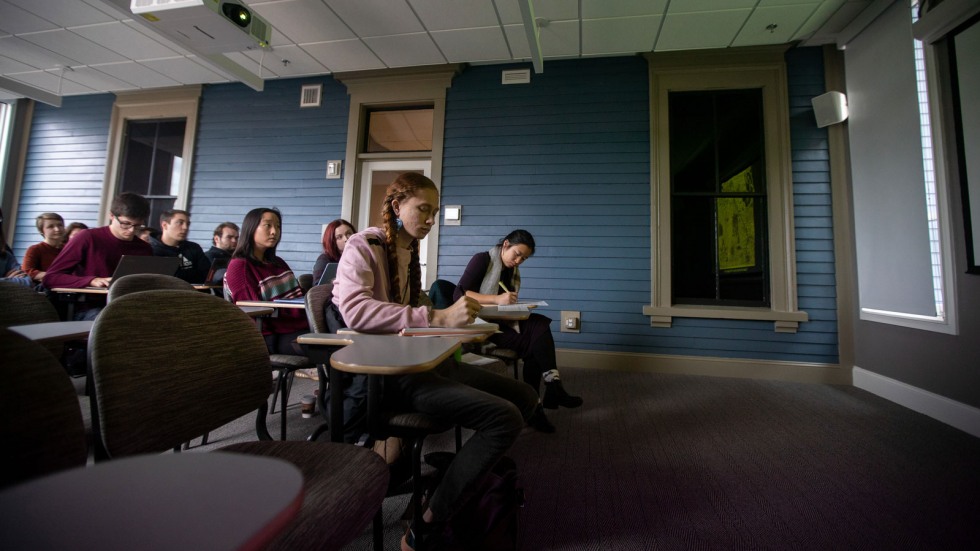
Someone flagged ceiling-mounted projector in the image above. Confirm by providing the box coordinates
[131,0,271,54]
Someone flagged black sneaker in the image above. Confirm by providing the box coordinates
[543,379,583,409]
[401,519,444,551]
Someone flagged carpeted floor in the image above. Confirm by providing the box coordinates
[194,367,980,550]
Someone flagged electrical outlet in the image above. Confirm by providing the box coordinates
[561,310,580,333]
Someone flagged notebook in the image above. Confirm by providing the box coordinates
[315,262,339,286]
[106,255,180,285]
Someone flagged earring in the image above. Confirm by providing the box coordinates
[396,218,404,230]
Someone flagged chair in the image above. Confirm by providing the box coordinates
[88,290,390,550]
[298,273,313,292]
[428,279,520,379]
[304,283,455,544]
[0,328,88,490]
[0,280,63,358]
[106,273,193,302]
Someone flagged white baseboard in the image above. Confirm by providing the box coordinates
[556,348,851,385]
[853,366,980,438]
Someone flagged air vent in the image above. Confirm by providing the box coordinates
[501,68,531,85]
[300,84,322,108]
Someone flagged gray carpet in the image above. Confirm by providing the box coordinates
[192,368,980,550]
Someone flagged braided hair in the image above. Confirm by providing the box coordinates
[381,172,436,306]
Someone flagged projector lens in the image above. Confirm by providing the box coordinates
[222,3,251,27]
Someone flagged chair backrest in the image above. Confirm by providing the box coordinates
[0,328,87,489]
[427,279,457,310]
[304,283,333,333]
[0,280,60,327]
[106,273,194,303]
[298,273,314,293]
[89,290,271,458]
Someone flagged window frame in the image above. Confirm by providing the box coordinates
[643,48,807,333]
[100,86,201,222]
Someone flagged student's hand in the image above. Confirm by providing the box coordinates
[33,271,46,282]
[496,292,518,305]
[89,277,111,288]
[430,296,481,327]
[5,268,27,278]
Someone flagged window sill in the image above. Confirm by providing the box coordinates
[642,304,809,333]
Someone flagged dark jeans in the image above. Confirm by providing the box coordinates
[489,312,556,391]
[263,330,306,355]
[386,360,536,521]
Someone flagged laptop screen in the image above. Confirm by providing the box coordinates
[109,255,180,285]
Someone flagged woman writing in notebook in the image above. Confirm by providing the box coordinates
[312,218,355,283]
[331,172,550,551]
[455,229,583,409]
[225,207,308,354]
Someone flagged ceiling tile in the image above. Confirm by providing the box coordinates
[240,44,329,76]
[583,15,661,56]
[3,70,97,95]
[430,27,512,63]
[493,0,522,25]
[139,57,229,84]
[0,53,36,73]
[538,19,579,58]
[0,2,60,34]
[502,24,530,59]
[7,0,116,27]
[300,39,385,72]
[408,0,501,31]
[324,0,423,37]
[90,60,182,88]
[62,65,140,92]
[533,0,580,23]
[363,33,446,67]
[19,29,129,66]
[732,4,819,47]
[656,10,752,51]
[71,22,182,61]
[251,0,356,44]
[582,0,668,19]
[669,0,757,13]
[0,36,77,70]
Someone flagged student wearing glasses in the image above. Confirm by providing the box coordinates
[42,192,153,319]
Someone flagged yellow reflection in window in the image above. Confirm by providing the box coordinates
[718,167,756,271]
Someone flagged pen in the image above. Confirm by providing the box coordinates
[498,281,510,293]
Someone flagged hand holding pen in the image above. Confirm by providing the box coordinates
[498,281,518,305]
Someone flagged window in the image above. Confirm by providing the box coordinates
[101,87,201,225]
[643,49,807,332]
[364,107,434,152]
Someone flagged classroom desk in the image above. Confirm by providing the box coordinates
[235,300,307,310]
[238,305,275,318]
[477,305,532,321]
[297,333,463,443]
[0,452,304,551]
[51,285,224,319]
[8,320,94,343]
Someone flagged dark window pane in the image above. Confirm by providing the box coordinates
[669,92,716,193]
[672,196,717,301]
[120,119,186,199]
[716,90,765,186]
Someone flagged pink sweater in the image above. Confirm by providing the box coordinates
[332,227,431,333]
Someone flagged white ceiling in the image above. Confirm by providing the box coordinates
[0,0,873,102]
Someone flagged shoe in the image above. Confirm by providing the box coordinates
[528,406,555,433]
[543,379,583,409]
[294,368,319,381]
[401,519,444,551]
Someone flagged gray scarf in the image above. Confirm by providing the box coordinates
[479,245,521,296]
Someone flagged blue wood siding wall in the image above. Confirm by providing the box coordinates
[438,51,839,364]
[11,95,113,257]
[187,77,348,273]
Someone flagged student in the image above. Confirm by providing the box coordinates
[455,229,584,409]
[22,212,65,283]
[0,208,32,286]
[205,222,239,263]
[331,172,547,551]
[312,218,355,283]
[64,222,89,242]
[42,193,153,319]
[224,207,308,354]
[148,209,211,283]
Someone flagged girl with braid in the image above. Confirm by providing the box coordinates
[331,172,550,551]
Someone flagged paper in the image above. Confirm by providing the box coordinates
[399,322,499,337]
[497,300,547,311]
[459,352,498,366]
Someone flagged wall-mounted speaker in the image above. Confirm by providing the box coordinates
[812,91,849,128]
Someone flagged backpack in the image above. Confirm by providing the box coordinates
[440,455,524,551]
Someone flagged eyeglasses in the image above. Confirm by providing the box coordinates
[113,215,145,231]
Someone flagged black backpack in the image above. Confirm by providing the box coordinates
[441,455,524,551]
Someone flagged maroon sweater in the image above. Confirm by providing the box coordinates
[22,241,62,280]
[225,256,308,336]
[42,226,152,289]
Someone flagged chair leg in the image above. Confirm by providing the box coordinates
[280,371,290,440]
[255,402,273,441]
[372,509,384,551]
[411,436,426,550]
[270,370,284,414]
[201,432,209,445]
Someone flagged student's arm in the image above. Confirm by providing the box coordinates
[455,252,515,305]
[41,234,97,289]
[224,258,261,302]
[22,244,43,281]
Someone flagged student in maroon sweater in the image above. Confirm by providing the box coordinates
[22,212,65,283]
[224,207,308,354]
[43,193,152,319]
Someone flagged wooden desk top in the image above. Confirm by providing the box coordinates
[8,321,94,343]
[0,453,303,551]
[51,287,108,295]
[239,305,275,318]
[297,332,461,376]
[236,300,307,310]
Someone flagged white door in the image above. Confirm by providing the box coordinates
[357,160,434,287]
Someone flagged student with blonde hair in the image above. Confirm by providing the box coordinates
[22,212,65,283]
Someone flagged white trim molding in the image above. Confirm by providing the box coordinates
[853,366,980,438]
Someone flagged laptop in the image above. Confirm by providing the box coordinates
[315,262,339,286]
[106,255,180,286]
[205,256,230,285]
